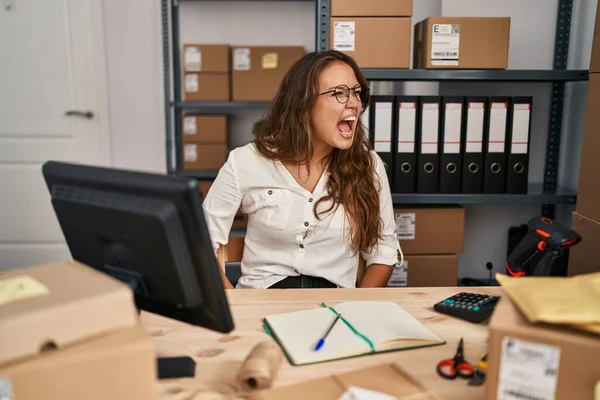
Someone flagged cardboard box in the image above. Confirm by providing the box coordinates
[331,0,412,17]
[568,211,600,276]
[486,296,600,400]
[250,363,439,400]
[0,260,156,400]
[413,17,510,69]
[183,143,228,171]
[182,115,227,143]
[182,44,230,73]
[182,44,231,101]
[575,73,600,222]
[231,46,305,101]
[183,72,230,101]
[0,260,138,366]
[394,206,465,255]
[330,17,411,68]
[389,254,458,287]
[590,3,600,73]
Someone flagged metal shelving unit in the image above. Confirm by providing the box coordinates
[162,0,586,212]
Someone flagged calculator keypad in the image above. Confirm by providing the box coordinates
[434,292,500,323]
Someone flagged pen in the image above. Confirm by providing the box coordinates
[313,313,342,351]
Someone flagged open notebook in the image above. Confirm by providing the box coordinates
[263,301,445,366]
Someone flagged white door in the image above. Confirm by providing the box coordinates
[0,0,111,271]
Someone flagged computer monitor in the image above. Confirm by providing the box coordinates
[41,160,234,335]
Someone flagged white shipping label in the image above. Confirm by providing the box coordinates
[362,108,370,137]
[466,102,484,153]
[431,24,460,66]
[333,21,355,51]
[421,103,439,154]
[233,48,251,70]
[184,47,202,71]
[443,103,462,154]
[0,377,13,400]
[489,102,508,153]
[374,102,392,153]
[388,260,408,287]
[184,144,198,162]
[511,104,531,154]
[396,212,415,240]
[398,102,416,153]
[183,117,197,135]
[497,337,560,400]
[185,74,198,92]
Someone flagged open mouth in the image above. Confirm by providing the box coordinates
[337,115,356,138]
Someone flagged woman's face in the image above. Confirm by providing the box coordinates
[310,61,363,154]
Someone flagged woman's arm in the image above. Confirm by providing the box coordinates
[203,151,244,289]
[359,153,400,288]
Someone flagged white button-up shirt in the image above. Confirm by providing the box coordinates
[202,143,399,289]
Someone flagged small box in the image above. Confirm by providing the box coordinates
[182,115,227,143]
[413,17,510,69]
[568,211,600,276]
[393,206,465,255]
[182,44,230,73]
[183,143,228,171]
[388,254,458,287]
[575,73,600,222]
[330,17,411,68]
[486,296,600,400]
[182,44,231,101]
[231,46,305,101]
[183,72,230,101]
[330,0,412,17]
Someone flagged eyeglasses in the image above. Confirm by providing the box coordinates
[319,85,367,105]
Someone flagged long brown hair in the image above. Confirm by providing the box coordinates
[253,50,383,256]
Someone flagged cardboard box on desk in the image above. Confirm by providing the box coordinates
[231,46,305,101]
[0,260,157,400]
[486,296,600,400]
[182,44,230,101]
[413,17,510,69]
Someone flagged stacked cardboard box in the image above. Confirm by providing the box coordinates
[329,0,412,68]
[568,5,600,276]
[388,205,465,287]
[182,44,230,101]
[181,114,228,171]
[413,17,511,69]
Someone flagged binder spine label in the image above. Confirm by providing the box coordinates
[421,103,439,154]
[333,21,356,51]
[511,104,531,154]
[489,102,508,153]
[398,102,416,153]
[466,102,484,153]
[374,102,392,152]
[431,24,460,66]
[443,103,462,154]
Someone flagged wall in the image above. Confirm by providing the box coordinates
[117,0,594,280]
[102,0,167,174]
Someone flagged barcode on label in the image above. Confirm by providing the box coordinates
[397,233,414,237]
[501,389,546,400]
[433,51,458,57]
[336,44,353,48]
[451,24,460,34]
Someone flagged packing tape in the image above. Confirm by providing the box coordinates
[236,340,283,391]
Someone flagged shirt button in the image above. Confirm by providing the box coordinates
[268,190,273,195]
[304,222,309,227]
[299,244,304,249]
[308,198,313,202]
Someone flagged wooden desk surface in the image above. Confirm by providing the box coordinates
[141,287,503,400]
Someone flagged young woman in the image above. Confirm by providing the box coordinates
[203,50,401,289]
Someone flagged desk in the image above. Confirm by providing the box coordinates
[142,287,503,400]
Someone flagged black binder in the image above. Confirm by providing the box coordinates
[483,97,510,194]
[369,96,395,186]
[394,96,418,193]
[440,96,464,193]
[416,96,441,193]
[506,97,533,194]
[461,97,488,193]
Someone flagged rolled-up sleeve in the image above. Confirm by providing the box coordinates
[361,153,399,267]
[202,151,242,256]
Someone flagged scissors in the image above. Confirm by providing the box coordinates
[436,338,475,380]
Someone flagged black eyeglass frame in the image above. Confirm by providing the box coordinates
[319,84,369,105]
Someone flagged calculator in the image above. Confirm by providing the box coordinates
[433,292,500,323]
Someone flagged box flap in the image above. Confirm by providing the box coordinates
[0,260,138,367]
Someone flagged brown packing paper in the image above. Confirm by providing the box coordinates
[236,340,283,391]
[495,272,600,335]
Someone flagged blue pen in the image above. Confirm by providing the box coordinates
[313,313,342,351]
